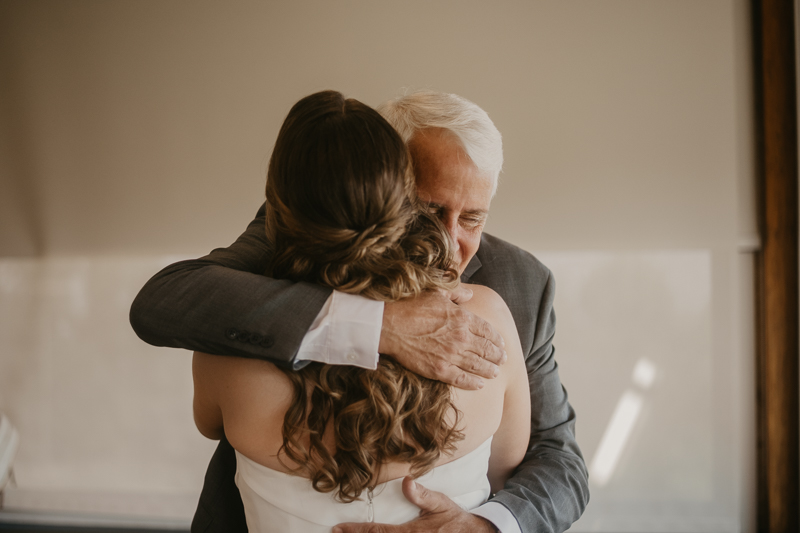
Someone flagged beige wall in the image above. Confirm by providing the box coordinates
[0,1,756,531]
[0,0,753,257]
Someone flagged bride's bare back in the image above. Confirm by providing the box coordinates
[193,284,530,493]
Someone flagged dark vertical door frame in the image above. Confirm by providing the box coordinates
[754,0,799,531]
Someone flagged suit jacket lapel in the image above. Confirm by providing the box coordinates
[460,234,491,283]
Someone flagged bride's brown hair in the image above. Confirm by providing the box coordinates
[265,90,463,502]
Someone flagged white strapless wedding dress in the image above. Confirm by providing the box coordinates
[235,437,492,532]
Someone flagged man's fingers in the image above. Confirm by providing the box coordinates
[437,350,500,389]
[449,369,484,390]
[467,316,506,365]
[459,351,500,380]
[437,353,498,389]
[479,335,507,366]
[469,313,505,348]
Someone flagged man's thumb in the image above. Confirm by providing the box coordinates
[401,477,442,512]
[448,286,474,305]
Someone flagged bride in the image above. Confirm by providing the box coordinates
[191,90,530,532]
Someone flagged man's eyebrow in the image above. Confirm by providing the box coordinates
[462,209,488,217]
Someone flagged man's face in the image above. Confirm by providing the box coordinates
[409,128,494,274]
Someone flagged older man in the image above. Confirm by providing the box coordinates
[130,91,589,533]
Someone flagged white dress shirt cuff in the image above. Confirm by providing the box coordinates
[471,501,522,533]
[295,290,383,369]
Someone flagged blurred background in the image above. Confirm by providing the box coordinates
[0,1,759,531]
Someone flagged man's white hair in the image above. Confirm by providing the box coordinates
[377,91,503,195]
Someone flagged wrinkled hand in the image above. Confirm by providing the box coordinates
[333,477,498,533]
[379,287,506,390]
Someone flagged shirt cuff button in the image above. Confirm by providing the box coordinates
[260,336,274,348]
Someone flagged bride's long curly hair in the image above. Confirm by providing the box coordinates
[264,91,463,502]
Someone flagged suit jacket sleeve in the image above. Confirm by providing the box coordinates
[129,203,332,368]
[491,269,590,532]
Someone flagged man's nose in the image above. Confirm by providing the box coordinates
[444,219,460,250]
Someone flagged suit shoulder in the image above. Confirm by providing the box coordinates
[477,233,552,286]
[470,233,556,352]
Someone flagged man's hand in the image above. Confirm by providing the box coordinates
[379,287,506,390]
[333,477,498,533]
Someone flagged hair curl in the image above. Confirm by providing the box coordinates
[265,91,463,502]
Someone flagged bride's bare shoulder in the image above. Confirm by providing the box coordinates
[460,284,514,326]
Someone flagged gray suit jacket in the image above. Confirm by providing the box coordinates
[130,203,589,533]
